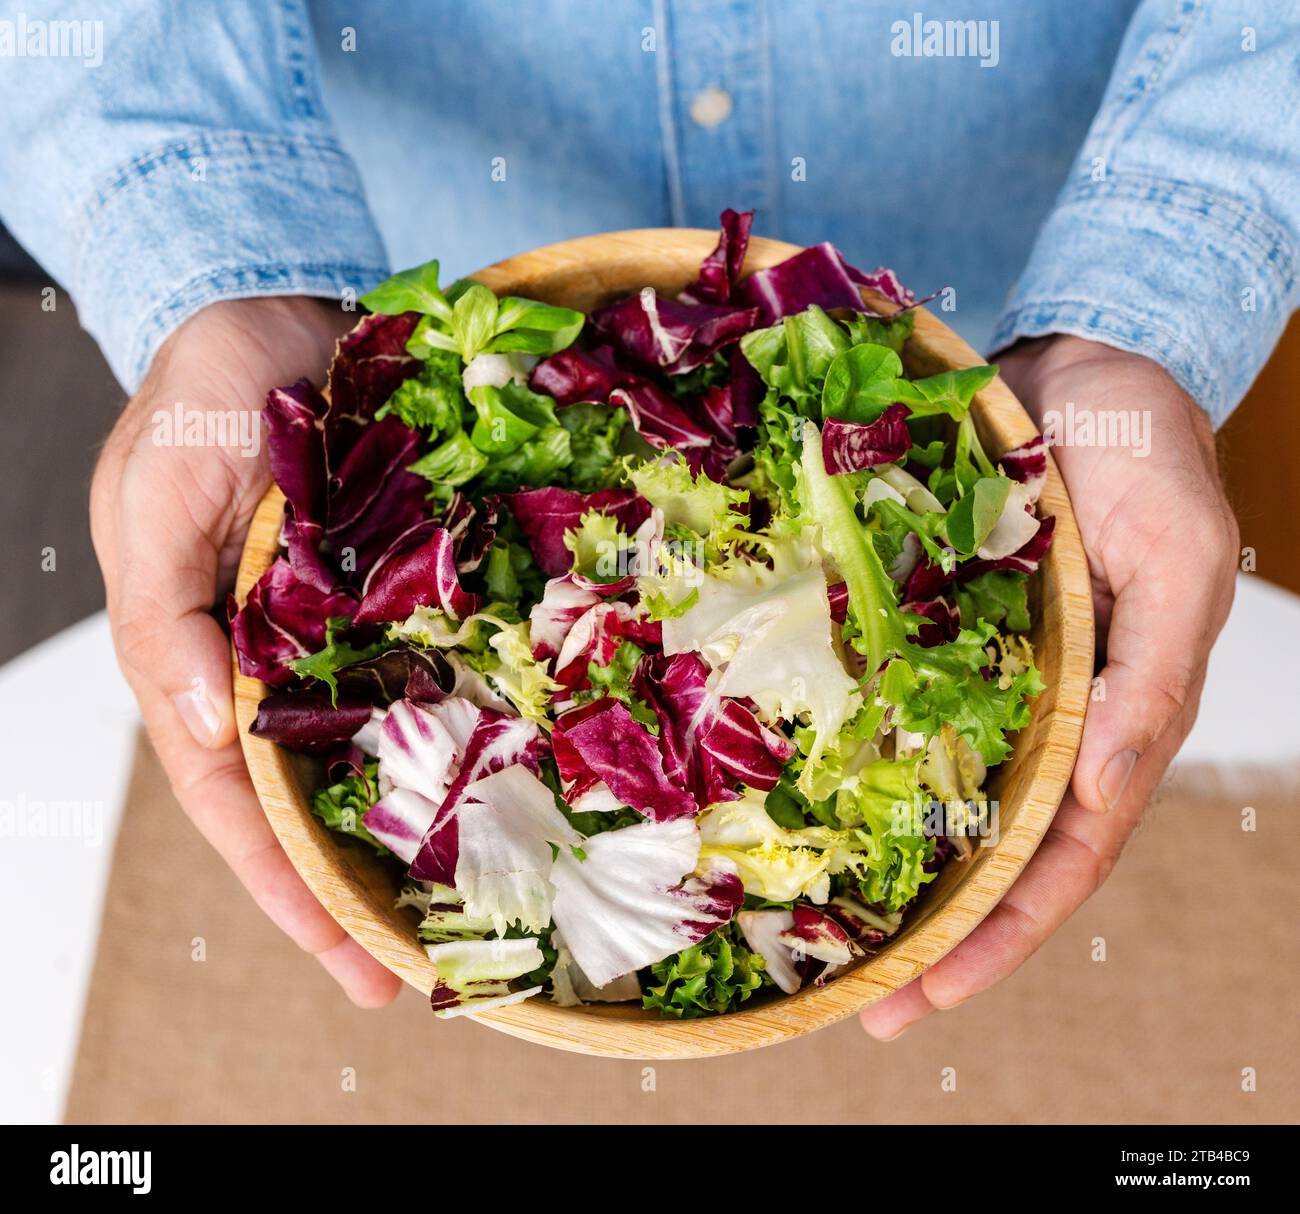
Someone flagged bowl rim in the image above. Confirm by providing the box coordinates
[232,228,1095,1059]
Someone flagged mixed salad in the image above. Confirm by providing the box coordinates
[231,211,1053,1019]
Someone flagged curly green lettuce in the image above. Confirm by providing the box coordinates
[642,923,775,1018]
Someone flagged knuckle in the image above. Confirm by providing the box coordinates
[1151,662,1196,719]
[113,600,163,676]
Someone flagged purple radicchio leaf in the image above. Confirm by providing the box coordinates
[608,380,714,454]
[406,710,548,883]
[504,485,650,577]
[551,697,698,822]
[632,652,791,806]
[325,311,422,437]
[736,242,923,326]
[334,646,457,705]
[902,514,1056,603]
[528,344,638,405]
[248,686,374,754]
[264,380,332,590]
[229,558,356,689]
[999,433,1048,504]
[679,207,754,306]
[820,404,912,475]
[782,903,860,963]
[364,697,482,864]
[352,522,481,626]
[902,596,961,647]
[549,600,661,691]
[589,287,759,376]
[324,414,429,582]
[449,494,498,573]
[827,581,849,624]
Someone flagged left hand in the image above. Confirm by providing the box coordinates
[860,335,1239,1039]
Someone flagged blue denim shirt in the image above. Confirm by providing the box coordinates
[1,0,1296,425]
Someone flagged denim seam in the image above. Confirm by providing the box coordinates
[652,0,686,226]
[756,0,781,230]
[1087,0,1205,154]
[275,0,325,122]
[75,130,357,229]
[70,132,370,300]
[125,260,387,389]
[1056,173,1297,291]
[990,297,1215,411]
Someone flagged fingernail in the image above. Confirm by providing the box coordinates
[172,684,221,748]
[1099,748,1138,812]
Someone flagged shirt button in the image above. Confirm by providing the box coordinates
[689,86,733,128]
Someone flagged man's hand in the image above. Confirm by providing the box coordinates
[861,335,1239,1039]
[90,297,402,1008]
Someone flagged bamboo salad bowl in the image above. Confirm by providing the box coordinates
[232,229,1095,1059]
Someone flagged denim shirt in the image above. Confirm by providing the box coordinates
[0,0,1296,425]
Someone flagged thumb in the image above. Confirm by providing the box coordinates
[1073,537,1233,817]
[105,454,243,750]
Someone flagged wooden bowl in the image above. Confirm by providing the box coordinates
[232,229,1095,1059]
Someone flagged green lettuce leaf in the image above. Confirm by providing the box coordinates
[576,640,658,730]
[559,404,628,491]
[879,622,1045,764]
[311,759,387,854]
[408,428,490,490]
[841,308,915,354]
[468,380,557,455]
[563,509,629,584]
[797,420,1043,764]
[289,617,381,706]
[894,364,998,421]
[956,569,1032,632]
[484,537,544,607]
[487,296,585,355]
[626,452,748,537]
[376,350,465,437]
[642,923,775,1018]
[832,756,934,912]
[943,474,1012,556]
[361,258,454,320]
[821,342,905,424]
[397,278,583,363]
[476,424,572,490]
[740,305,851,415]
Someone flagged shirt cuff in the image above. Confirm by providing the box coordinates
[71,131,391,391]
[990,173,1298,428]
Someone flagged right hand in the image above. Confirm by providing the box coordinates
[90,296,403,1007]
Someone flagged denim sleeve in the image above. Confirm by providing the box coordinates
[990,0,1300,426]
[0,1,389,391]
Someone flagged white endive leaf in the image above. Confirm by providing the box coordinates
[977,482,1039,560]
[454,765,581,935]
[426,937,543,1018]
[376,698,479,805]
[737,910,801,994]
[551,819,742,988]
